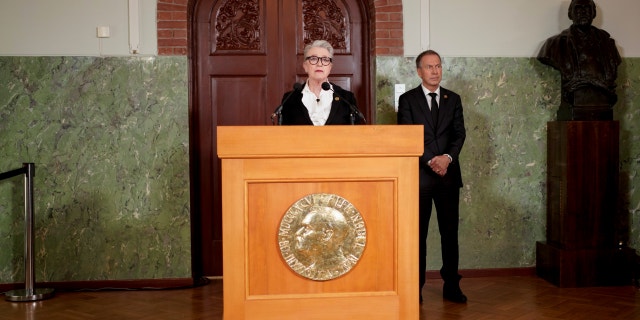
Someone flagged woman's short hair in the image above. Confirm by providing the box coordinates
[304,40,334,58]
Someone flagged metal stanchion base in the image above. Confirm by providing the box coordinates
[4,288,55,302]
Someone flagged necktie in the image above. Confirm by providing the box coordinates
[428,92,438,128]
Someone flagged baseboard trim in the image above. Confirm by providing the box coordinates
[1,268,536,293]
[426,267,536,279]
[0,277,203,293]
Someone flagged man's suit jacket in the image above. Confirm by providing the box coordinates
[397,85,466,188]
[280,83,361,125]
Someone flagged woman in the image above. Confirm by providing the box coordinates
[280,40,362,125]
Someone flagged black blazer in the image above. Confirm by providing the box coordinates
[280,82,362,125]
[397,85,466,188]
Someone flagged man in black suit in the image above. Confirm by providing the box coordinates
[397,50,467,303]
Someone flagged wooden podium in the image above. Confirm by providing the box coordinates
[217,125,422,320]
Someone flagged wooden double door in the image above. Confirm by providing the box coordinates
[190,0,371,276]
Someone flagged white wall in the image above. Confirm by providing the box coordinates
[0,0,636,57]
[0,0,157,56]
[404,0,640,57]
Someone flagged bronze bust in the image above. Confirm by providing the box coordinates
[537,0,621,120]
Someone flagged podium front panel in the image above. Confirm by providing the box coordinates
[218,126,422,320]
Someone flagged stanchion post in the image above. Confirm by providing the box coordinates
[5,163,54,302]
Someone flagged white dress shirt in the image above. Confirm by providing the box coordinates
[302,81,333,126]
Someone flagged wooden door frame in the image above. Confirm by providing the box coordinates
[187,0,374,278]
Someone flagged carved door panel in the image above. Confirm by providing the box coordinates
[191,0,369,276]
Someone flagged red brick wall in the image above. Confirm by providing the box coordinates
[157,0,188,56]
[372,0,403,56]
[157,0,403,56]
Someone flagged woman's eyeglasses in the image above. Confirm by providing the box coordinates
[305,56,332,66]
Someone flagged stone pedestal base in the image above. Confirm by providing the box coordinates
[556,104,613,121]
[557,87,615,121]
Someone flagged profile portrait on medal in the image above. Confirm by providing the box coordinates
[294,205,351,269]
[278,193,367,281]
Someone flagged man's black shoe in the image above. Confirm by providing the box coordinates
[443,285,467,303]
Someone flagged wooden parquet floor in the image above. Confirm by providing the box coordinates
[1,275,638,319]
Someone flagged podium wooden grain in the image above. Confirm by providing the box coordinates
[217,125,423,319]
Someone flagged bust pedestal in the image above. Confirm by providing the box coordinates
[536,121,632,287]
[557,87,614,121]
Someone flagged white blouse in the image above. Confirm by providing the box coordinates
[302,81,333,126]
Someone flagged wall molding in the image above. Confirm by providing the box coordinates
[0,278,202,293]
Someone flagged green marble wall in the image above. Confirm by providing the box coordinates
[0,57,191,282]
[377,56,640,269]
[1,55,638,282]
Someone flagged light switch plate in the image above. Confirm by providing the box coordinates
[97,26,110,38]
[394,84,406,111]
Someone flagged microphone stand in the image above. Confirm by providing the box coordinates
[272,82,303,125]
[270,106,284,125]
[321,82,365,125]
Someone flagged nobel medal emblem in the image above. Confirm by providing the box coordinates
[278,193,367,281]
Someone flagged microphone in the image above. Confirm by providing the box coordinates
[272,82,303,125]
[321,82,366,124]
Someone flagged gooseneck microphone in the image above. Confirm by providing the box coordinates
[321,82,366,124]
[272,82,303,125]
